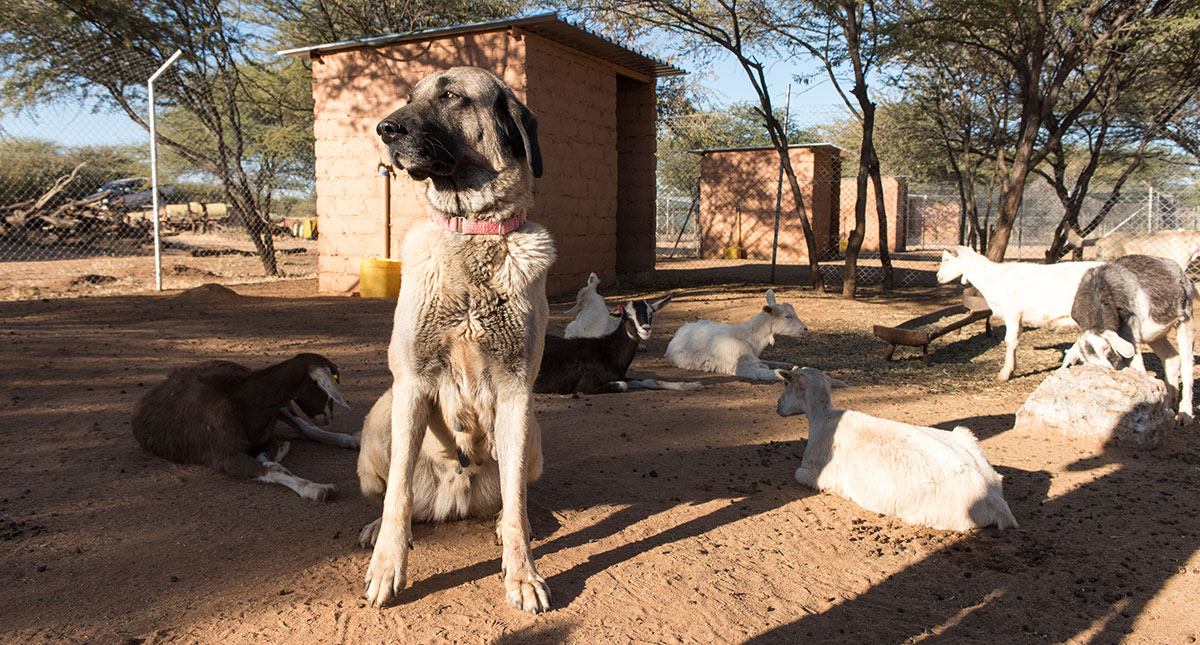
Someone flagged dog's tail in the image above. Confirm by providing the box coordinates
[1065,229,1095,249]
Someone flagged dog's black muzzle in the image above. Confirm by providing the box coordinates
[377,110,457,180]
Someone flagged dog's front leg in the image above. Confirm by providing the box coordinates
[365,378,429,608]
[493,386,550,613]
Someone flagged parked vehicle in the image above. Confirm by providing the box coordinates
[86,177,173,211]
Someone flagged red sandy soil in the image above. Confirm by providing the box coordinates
[1,280,1198,643]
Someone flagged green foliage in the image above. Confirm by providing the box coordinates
[658,102,815,197]
[257,0,526,47]
[0,138,146,202]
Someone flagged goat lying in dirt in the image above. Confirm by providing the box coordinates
[131,353,352,501]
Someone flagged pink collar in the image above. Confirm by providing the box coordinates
[431,211,526,235]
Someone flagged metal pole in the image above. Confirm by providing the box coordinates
[770,84,791,283]
[149,49,183,291]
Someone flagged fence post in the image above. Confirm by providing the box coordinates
[148,49,183,292]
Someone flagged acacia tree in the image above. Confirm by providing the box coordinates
[897,0,1189,262]
[586,0,829,292]
[894,43,1017,251]
[0,0,309,274]
[771,0,898,295]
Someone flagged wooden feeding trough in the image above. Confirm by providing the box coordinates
[873,292,993,366]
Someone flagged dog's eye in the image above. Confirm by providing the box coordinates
[441,91,458,100]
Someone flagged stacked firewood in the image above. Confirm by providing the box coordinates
[0,163,151,246]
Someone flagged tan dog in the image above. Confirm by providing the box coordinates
[359,67,554,613]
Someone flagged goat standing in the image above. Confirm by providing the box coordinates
[131,353,352,501]
[937,246,1100,380]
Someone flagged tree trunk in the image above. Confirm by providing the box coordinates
[226,181,279,276]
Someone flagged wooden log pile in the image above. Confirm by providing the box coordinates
[0,163,151,247]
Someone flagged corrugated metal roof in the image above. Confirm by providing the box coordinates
[277,12,685,79]
[689,143,851,155]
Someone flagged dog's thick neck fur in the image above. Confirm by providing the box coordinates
[424,164,534,223]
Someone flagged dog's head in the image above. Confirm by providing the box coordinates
[376,67,542,190]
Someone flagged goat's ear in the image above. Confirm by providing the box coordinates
[587,272,599,287]
[1102,330,1136,359]
[650,294,672,312]
[309,366,349,408]
[610,305,624,318]
[776,369,794,382]
[765,289,777,306]
[763,305,774,314]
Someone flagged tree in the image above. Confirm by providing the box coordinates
[585,0,831,292]
[657,101,815,198]
[0,0,305,274]
[254,0,524,47]
[896,0,1198,262]
[0,0,523,276]
[771,0,899,296]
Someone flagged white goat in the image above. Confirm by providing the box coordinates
[564,272,617,338]
[937,246,1101,381]
[666,289,808,381]
[776,367,1018,532]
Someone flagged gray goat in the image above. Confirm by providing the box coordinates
[131,353,354,500]
[1063,255,1196,422]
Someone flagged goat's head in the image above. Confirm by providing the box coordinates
[614,294,673,341]
[936,246,971,285]
[762,289,808,337]
[775,367,848,417]
[565,272,601,316]
[1061,330,1136,371]
[291,354,350,426]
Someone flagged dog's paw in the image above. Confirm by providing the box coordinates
[358,518,382,548]
[364,543,409,608]
[504,572,551,614]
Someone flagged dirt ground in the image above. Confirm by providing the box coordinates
[2,279,1199,644]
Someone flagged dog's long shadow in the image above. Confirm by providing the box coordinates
[398,436,813,607]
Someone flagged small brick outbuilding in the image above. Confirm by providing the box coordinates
[695,144,844,263]
[281,14,683,295]
[695,145,909,262]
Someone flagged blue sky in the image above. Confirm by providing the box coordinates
[0,16,855,150]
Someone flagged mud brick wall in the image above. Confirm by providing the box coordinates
[698,146,839,263]
[839,176,908,253]
[309,28,656,297]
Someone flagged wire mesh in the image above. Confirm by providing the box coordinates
[0,41,316,301]
[654,110,1200,289]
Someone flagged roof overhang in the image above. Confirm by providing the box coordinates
[688,143,851,156]
[278,12,685,79]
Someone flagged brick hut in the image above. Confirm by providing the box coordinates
[694,144,845,263]
[280,14,683,295]
[694,144,909,261]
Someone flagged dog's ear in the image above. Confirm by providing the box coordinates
[494,89,543,178]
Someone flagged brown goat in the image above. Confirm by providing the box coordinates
[131,353,352,501]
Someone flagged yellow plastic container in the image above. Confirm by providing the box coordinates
[359,258,402,298]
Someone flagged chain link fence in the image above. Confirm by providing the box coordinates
[654,109,1200,288]
[0,45,316,302]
